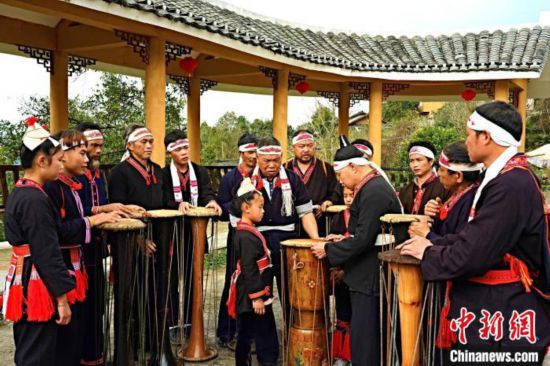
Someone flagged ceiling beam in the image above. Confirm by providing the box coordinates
[0,14,55,49]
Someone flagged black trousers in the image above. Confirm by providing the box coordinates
[236,308,279,365]
[81,247,106,365]
[216,225,237,342]
[55,302,84,366]
[14,317,58,366]
[350,291,380,366]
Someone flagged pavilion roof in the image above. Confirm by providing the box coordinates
[103,0,550,75]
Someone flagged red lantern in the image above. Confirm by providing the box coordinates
[296,81,310,95]
[25,116,38,127]
[461,89,476,101]
[179,57,199,75]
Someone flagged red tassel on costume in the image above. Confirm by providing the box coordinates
[436,281,457,349]
[74,268,88,302]
[341,331,351,361]
[5,281,23,322]
[26,270,55,322]
[332,329,343,359]
[66,271,77,304]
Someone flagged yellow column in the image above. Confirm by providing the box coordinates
[369,81,383,165]
[145,37,166,166]
[273,68,289,160]
[338,86,350,136]
[515,79,528,152]
[494,80,509,102]
[49,50,68,133]
[187,75,201,163]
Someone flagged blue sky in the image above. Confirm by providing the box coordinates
[0,0,548,126]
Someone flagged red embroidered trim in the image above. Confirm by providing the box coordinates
[127,157,157,186]
[439,184,477,221]
[291,158,316,185]
[411,173,437,214]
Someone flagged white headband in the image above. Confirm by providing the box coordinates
[127,127,153,143]
[439,152,483,172]
[167,139,189,152]
[467,111,520,147]
[353,143,373,157]
[62,140,86,151]
[257,145,282,155]
[83,129,103,142]
[333,157,369,172]
[409,146,435,160]
[292,132,314,145]
[239,143,258,152]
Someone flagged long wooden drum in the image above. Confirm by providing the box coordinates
[380,214,430,248]
[144,209,184,366]
[379,249,423,366]
[98,218,146,366]
[282,238,329,366]
[182,207,218,362]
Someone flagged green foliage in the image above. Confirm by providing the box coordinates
[383,101,419,123]
[3,73,186,165]
[526,99,550,152]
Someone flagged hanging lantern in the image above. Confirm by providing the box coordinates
[461,89,476,101]
[179,56,199,75]
[296,81,310,94]
[25,116,38,127]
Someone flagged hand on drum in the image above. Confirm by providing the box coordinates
[252,298,265,315]
[178,201,195,214]
[311,242,327,259]
[91,211,121,227]
[125,204,146,217]
[424,197,442,218]
[396,236,433,260]
[325,234,345,242]
[205,200,223,216]
[408,221,430,238]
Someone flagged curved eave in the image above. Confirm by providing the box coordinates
[72,0,546,82]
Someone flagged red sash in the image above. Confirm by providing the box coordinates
[3,245,56,322]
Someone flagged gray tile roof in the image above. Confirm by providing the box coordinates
[103,0,550,74]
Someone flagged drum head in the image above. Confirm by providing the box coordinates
[325,205,347,213]
[378,249,420,265]
[185,207,218,217]
[98,218,146,231]
[281,238,327,248]
[144,209,184,218]
[380,214,430,224]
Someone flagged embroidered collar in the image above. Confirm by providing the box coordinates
[58,173,83,191]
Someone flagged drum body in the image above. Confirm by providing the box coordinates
[379,249,423,366]
[181,207,218,362]
[282,239,329,366]
[99,219,145,366]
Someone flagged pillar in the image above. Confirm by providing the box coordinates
[145,37,166,166]
[187,75,201,163]
[369,81,383,165]
[49,50,68,133]
[494,79,509,102]
[515,79,528,152]
[273,68,289,160]
[338,86,350,136]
